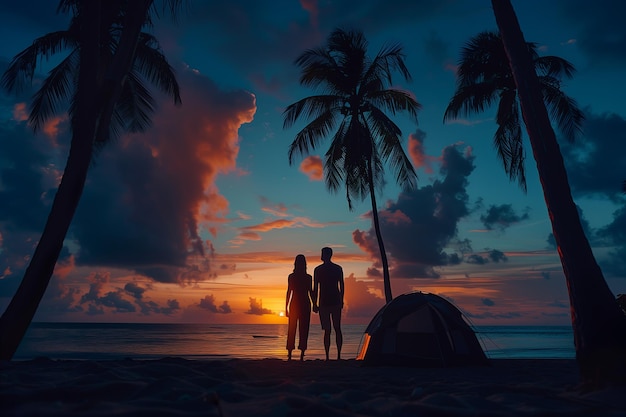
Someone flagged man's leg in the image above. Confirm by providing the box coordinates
[332,308,343,360]
[323,329,331,360]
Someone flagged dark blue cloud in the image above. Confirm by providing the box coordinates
[560,0,626,65]
[354,143,475,278]
[480,204,530,231]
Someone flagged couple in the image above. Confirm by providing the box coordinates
[285,247,344,361]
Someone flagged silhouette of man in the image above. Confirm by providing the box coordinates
[313,247,344,360]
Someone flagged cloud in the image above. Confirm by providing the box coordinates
[408,130,435,173]
[58,273,182,317]
[299,0,319,28]
[0,104,66,301]
[69,66,256,283]
[235,199,336,242]
[480,204,530,231]
[560,0,626,65]
[242,219,298,233]
[467,254,488,265]
[353,143,475,278]
[259,197,290,217]
[555,110,626,276]
[299,155,323,181]
[343,274,384,319]
[2,62,257,290]
[596,205,626,277]
[489,249,508,263]
[198,294,232,314]
[482,298,495,307]
[79,273,136,314]
[124,282,146,299]
[246,297,273,315]
[561,111,626,200]
[12,103,28,121]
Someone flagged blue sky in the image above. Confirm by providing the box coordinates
[0,0,624,325]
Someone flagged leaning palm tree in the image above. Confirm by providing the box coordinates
[0,0,183,360]
[444,30,584,191]
[464,0,626,383]
[283,28,421,303]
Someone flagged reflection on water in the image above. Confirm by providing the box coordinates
[14,323,575,361]
[15,323,367,361]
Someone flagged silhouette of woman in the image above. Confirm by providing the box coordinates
[285,254,313,361]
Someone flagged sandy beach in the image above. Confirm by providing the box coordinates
[1,357,624,416]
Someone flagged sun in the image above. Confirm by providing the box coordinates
[279,311,285,317]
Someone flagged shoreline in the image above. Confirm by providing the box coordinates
[1,357,623,416]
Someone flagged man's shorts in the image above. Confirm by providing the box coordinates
[318,304,341,330]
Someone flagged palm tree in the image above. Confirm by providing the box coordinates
[478,0,626,383]
[444,30,585,191]
[283,28,421,303]
[0,0,183,360]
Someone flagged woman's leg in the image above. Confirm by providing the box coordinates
[298,311,311,360]
[286,315,297,360]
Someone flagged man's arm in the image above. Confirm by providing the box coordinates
[312,270,319,313]
[339,266,344,309]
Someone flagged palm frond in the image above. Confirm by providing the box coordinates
[287,109,338,164]
[456,31,511,88]
[283,95,341,129]
[541,81,584,142]
[134,32,181,104]
[1,31,76,93]
[494,89,526,191]
[324,121,348,195]
[365,42,411,87]
[28,50,79,131]
[114,71,156,135]
[368,89,421,121]
[295,47,348,94]
[444,82,500,121]
[368,107,417,191]
[535,55,576,79]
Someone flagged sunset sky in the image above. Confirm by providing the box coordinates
[0,0,624,327]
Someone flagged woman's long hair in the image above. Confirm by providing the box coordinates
[293,254,307,275]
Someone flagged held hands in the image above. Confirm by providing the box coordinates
[312,304,319,314]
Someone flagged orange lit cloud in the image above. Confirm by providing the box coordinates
[53,254,76,280]
[299,0,319,28]
[408,130,435,173]
[260,197,289,217]
[42,115,67,142]
[239,231,262,240]
[299,155,323,180]
[70,66,257,283]
[343,274,384,320]
[12,102,28,121]
[380,209,411,226]
[242,219,296,232]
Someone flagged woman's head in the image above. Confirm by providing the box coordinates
[294,254,307,273]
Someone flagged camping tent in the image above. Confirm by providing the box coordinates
[356,292,488,367]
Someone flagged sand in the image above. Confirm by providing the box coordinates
[1,357,624,416]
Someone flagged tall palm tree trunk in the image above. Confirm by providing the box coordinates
[367,161,393,303]
[491,0,626,382]
[0,0,102,360]
[0,0,158,360]
[96,0,152,141]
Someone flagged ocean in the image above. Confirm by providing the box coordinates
[12,323,576,361]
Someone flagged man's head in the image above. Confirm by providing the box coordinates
[321,247,333,262]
